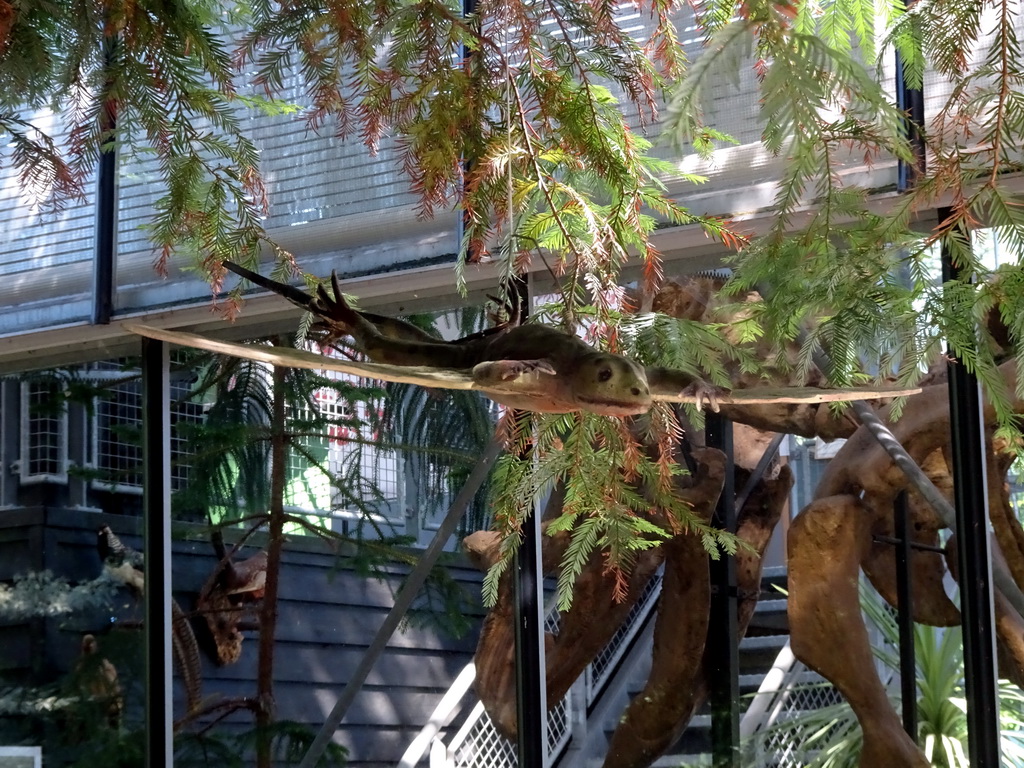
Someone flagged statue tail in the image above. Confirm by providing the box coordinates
[222,260,316,312]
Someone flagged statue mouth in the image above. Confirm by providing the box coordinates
[575,393,652,417]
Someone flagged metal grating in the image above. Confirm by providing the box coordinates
[587,569,663,700]
[428,565,664,768]
[91,364,203,492]
[547,698,571,755]
[95,376,143,489]
[447,700,571,768]
[19,379,68,483]
[287,353,404,519]
[749,671,849,767]
[451,707,518,768]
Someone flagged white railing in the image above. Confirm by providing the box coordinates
[399,570,664,768]
[740,593,900,767]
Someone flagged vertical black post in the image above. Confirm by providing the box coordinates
[92,34,118,325]
[893,491,918,740]
[894,34,926,192]
[514,494,548,764]
[511,277,548,764]
[705,412,738,767]
[142,338,173,766]
[941,211,1001,766]
[458,0,478,263]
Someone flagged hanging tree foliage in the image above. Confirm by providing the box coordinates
[5,0,1024,598]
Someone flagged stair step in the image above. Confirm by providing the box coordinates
[754,597,787,613]
[582,568,793,768]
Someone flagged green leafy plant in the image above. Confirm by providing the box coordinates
[746,583,1024,767]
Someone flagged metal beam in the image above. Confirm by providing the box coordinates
[142,337,173,767]
[941,213,1001,766]
[92,35,118,326]
[893,491,918,740]
[706,412,739,768]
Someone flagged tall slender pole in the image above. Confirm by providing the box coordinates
[458,0,478,263]
[941,210,1001,766]
[893,491,918,740]
[513,485,548,765]
[508,276,548,764]
[706,412,738,768]
[894,46,926,193]
[92,34,118,325]
[142,337,173,767]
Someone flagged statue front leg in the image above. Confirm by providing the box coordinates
[789,495,929,768]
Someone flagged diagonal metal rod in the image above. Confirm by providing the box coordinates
[734,432,786,514]
[850,400,1024,618]
[299,437,503,768]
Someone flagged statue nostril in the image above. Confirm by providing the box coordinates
[631,387,641,396]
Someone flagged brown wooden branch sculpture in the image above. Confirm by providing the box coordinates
[788,361,1024,767]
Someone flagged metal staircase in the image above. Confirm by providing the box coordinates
[398,572,664,768]
[399,566,804,768]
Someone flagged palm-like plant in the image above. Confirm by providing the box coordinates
[746,583,1024,767]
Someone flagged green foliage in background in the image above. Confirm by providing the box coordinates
[746,584,1024,767]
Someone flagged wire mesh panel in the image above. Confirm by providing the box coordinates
[747,668,849,768]
[19,380,68,483]
[94,375,143,490]
[90,362,204,492]
[285,355,405,521]
[587,569,663,701]
[449,706,518,768]
[546,698,571,757]
[446,699,572,768]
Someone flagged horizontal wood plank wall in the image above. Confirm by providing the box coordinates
[0,508,484,766]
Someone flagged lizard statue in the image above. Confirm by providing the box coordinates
[220,261,720,415]
[124,263,922,414]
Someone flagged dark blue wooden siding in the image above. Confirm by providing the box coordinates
[0,507,483,767]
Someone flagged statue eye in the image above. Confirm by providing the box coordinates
[597,368,613,382]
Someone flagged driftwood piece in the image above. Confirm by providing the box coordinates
[467,448,726,740]
[989,449,1024,591]
[196,550,267,665]
[602,527,712,768]
[860,490,960,627]
[789,495,929,768]
[996,591,1024,689]
[603,464,793,768]
[810,361,1024,680]
[945,535,1024,689]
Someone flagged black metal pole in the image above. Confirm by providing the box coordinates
[92,34,118,325]
[894,30,926,192]
[705,412,738,768]
[941,211,1001,766]
[509,276,547,764]
[142,337,172,766]
[893,490,918,740]
[458,0,478,263]
[513,490,548,765]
